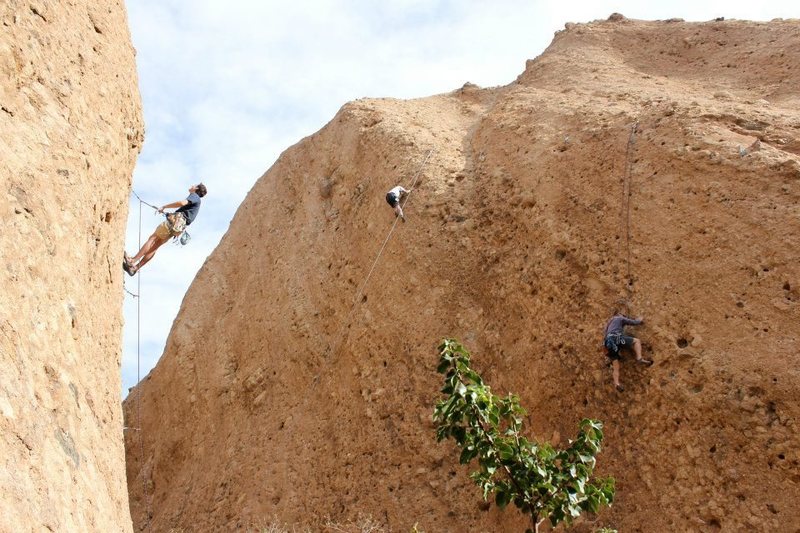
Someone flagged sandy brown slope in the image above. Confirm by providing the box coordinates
[125,16,799,532]
[0,1,143,531]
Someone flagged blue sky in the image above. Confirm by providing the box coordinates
[121,0,798,396]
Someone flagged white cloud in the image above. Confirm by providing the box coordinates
[122,0,798,395]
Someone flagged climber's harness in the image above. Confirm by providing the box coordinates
[164,212,191,245]
[603,332,630,361]
[604,332,627,353]
[165,212,187,234]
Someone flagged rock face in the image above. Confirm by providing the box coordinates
[125,18,799,532]
[0,1,142,531]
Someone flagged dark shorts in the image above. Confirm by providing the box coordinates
[605,334,635,360]
[386,192,399,207]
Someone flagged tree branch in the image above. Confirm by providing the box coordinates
[456,372,535,524]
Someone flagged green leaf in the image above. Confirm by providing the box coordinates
[550,506,565,524]
[586,494,600,514]
[496,489,511,508]
[460,446,478,464]
[496,441,515,461]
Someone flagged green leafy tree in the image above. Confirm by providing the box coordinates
[433,339,615,533]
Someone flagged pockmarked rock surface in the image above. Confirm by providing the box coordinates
[125,17,799,532]
[0,1,143,531]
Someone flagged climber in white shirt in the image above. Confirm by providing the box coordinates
[385,185,411,221]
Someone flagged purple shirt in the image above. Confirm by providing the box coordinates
[604,315,642,337]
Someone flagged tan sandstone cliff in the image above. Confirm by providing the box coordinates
[125,16,799,532]
[1,1,143,531]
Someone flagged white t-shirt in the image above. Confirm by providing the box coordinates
[388,186,408,197]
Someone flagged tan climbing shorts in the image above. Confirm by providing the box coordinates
[154,220,180,240]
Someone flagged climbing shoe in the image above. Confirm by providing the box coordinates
[123,261,136,277]
[615,384,625,392]
[637,359,654,366]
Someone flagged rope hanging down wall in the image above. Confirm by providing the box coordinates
[620,120,639,302]
[122,193,152,531]
[326,147,435,363]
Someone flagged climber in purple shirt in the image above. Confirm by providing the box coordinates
[603,312,652,392]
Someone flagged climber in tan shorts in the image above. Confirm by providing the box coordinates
[123,183,207,276]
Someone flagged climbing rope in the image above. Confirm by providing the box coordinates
[123,193,152,531]
[136,197,152,531]
[326,147,435,363]
[620,121,638,302]
[131,189,160,213]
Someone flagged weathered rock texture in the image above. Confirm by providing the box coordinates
[0,1,142,531]
[125,17,799,532]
